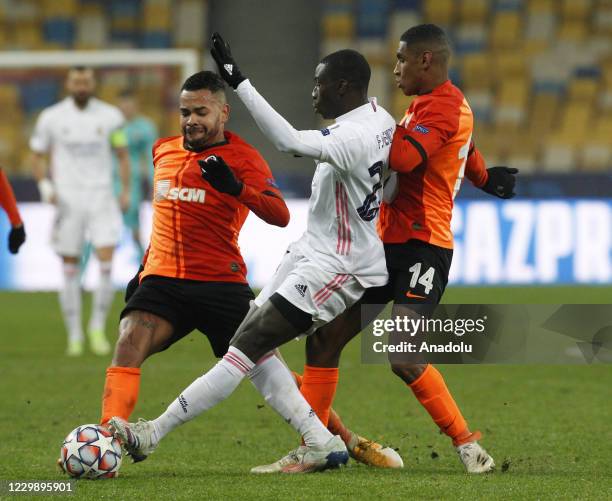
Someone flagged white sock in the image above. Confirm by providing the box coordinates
[151,346,254,444]
[249,353,333,447]
[88,260,113,333]
[59,263,82,343]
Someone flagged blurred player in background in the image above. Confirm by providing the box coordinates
[99,71,290,437]
[0,167,26,254]
[269,24,518,474]
[30,66,131,357]
[110,36,398,473]
[115,90,157,261]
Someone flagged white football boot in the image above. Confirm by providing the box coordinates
[456,441,495,473]
[108,417,157,463]
[251,435,349,474]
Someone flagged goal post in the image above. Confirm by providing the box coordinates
[0,48,201,173]
[0,49,200,81]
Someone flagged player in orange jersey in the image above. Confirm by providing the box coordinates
[98,71,291,434]
[266,24,518,474]
[0,167,25,254]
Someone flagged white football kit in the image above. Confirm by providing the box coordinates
[236,80,396,329]
[30,97,125,255]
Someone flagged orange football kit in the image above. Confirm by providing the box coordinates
[101,131,289,424]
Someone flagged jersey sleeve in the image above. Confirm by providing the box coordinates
[233,153,290,227]
[464,141,488,187]
[110,128,128,149]
[389,100,457,174]
[235,79,326,160]
[0,168,22,226]
[108,107,128,148]
[317,122,367,172]
[29,111,52,153]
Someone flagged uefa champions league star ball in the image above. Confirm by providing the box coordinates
[59,424,122,479]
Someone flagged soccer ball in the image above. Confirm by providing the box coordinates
[59,424,122,479]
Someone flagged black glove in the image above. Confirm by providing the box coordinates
[210,32,246,89]
[482,166,519,199]
[199,155,243,196]
[125,265,143,303]
[8,224,25,254]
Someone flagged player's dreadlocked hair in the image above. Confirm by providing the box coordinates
[320,49,371,92]
[400,24,451,62]
[181,70,227,94]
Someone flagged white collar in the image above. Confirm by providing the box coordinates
[335,98,378,123]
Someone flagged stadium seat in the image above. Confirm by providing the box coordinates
[43,18,76,47]
[567,77,599,104]
[557,20,588,42]
[356,0,390,38]
[529,92,559,137]
[388,10,422,42]
[423,0,454,26]
[455,24,487,55]
[495,80,527,128]
[494,52,527,79]
[174,0,208,48]
[458,0,489,24]
[143,1,172,31]
[491,12,522,49]
[141,32,172,48]
[20,80,60,114]
[322,12,356,39]
[461,53,493,89]
[541,140,576,172]
[527,0,554,15]
[495,0,525,11]
[465,89,493,123]
[554,103,592,147]
[581,116,612,170]
[75,9,107,49]
[41,0,78,17]
[560,0,592,20]
[13,21,44,49]
[525,13,556,43]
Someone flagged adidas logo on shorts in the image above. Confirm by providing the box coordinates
[294,284,308,297]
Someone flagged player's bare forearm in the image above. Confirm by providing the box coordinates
[117,147,131,192]
[117,147,131,210]
[30,152,47,182]
[31,151,56,204]
[238,185,290,227]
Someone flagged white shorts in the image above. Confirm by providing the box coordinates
[254,246,365,332]
[51,190,122,257]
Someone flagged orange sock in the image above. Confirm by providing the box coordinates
[100,366,141,424]
[327,408,354,446]
[299,365,339,427]
[409,364,479,446]
[291,371,303,388]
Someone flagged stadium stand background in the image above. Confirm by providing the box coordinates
[0,0,609,196]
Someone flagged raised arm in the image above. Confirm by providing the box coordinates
[210,32,325,160]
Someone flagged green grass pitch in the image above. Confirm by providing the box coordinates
[1,287,611,500]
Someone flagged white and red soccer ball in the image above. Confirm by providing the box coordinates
[59,424,122,479]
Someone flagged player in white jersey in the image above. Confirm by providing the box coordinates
[30,67,131,357]
[109,36,395,473]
